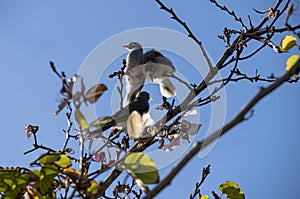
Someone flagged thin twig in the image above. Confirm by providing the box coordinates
[210,0,248,30]
[62,102,76,150]
[190,165,211,199]
[155,0,214,71]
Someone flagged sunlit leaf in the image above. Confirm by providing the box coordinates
[219,181,245,199]
[86,180,98,195]
[75,108,89,130]
[38,153,71,169]
[90,116,114,129]
[280,35,297,52]
[124,152,159,184]
[201,195,209,199]
[85,84,107,103]
[38,154,60,165]
[54,154,71,168]
[286,55,300,77]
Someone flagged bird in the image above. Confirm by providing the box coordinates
[122,42,176,106]
[123,42,145,107]
[128,91,150,116]
[110,91,153,139]
[143,49,176,98]
[126,91,154,139]
[113,91,151,123]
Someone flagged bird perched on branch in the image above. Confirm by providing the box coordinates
[123,42,176,106]
[143,49,176,98]
[123,42,145,107]
[113,91,153,139]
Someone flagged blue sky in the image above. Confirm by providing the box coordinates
[0,1,299,198]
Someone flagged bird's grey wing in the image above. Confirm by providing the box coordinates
[154,55,175,72]
[123,65,145,106]
[153,77,176,97]
[143,50,175,72]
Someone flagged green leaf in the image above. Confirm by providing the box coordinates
[75,108,89,129]
[90,116,114,128]
[38,153,71,168]
[39,174,53,194]
[124,152,159,184]
[41,165,60,176]
[38,154,60,165]
[85,83,107,103]
[286,55,300,77]
[280,35,297,52]
[54,154,71,168]
[86,180,98,195]
[219,181,245,199]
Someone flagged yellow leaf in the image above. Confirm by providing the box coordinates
[280,35,297,52]
[75,109,89,130]
[201,195,209,199]
[286,55,300,77]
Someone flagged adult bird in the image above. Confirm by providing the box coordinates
[123,42,145,107]
[123,42,176,106]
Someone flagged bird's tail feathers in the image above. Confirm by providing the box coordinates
[157,78,176,98]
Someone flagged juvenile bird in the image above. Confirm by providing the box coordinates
[126,92,153,139]
[143,49,176,98]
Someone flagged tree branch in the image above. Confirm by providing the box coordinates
[143,58,300,199]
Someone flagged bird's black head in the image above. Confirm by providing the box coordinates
[136,91,150,101]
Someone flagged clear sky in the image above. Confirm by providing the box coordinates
[0,1,299,198]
